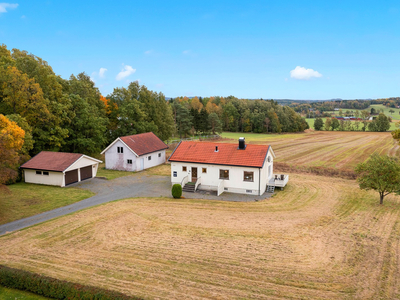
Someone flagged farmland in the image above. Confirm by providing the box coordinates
[1,173,400,299]
[222,131,399,171]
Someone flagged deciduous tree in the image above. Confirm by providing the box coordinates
[355,154,400,204]
[0,114,25,184]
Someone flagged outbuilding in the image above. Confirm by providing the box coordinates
[20,151,102,187]
[100,132,168,171]
[169,138,288,196]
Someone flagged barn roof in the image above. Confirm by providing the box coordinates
[101,132,168,156]
[20,151,84,172]
[168,141,272,168]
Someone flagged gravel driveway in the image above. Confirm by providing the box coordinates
[0,173,271,235]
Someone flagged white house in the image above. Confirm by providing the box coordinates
[20,151,102,187]
[168,138,288,196]
[100,132,168,171]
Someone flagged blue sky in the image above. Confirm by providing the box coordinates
[1,1,399,99]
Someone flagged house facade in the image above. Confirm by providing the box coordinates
[21,151,102,187]
[169,138,288,196]
[101,132,168,171]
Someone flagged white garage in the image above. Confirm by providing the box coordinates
[20,151,102,187]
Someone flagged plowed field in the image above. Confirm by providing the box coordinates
[1,174,400,299]
[222,131,398,171]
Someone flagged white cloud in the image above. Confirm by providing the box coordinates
[144,50,153,55]
[182,50,190,55]
[116,65,136,80]
[0,3,18,13]
[290,66,322,80]
[99,67,107,78]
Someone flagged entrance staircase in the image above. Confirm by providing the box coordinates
[266,185,275,193]
[183,182,196,193]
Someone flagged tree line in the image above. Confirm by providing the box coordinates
[313,113,391,132]
[0,45,309,184]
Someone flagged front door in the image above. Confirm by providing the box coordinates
[140,158,144,171]
[191,167,197,182]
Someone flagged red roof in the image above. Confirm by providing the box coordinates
[20,151,83,172]
[120,132,168,156]
[169,141,270,168]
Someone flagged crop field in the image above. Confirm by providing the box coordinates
[222,131,399,171]
[1,173,400,299]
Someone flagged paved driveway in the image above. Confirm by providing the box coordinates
[0,174,271,236]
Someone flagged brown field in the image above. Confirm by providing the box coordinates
[222,131,399,171]
[1,173,400,299]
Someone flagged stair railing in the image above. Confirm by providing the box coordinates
[194,177,201,191]
[181,175,188,187]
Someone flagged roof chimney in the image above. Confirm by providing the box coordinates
[215,146,219,152]
[238,137,246,150]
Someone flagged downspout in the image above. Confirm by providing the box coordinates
[259,168,261,196]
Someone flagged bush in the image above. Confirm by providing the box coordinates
[171,184,182,198]
[0,265,142,300]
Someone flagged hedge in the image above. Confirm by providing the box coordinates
[0,265,143,300]
[171,184,182,198]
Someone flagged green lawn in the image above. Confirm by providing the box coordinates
[96,163,135,180]
[0,183,94,225]
[221,132,303,142]
[0,286,49,299]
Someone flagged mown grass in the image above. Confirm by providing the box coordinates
[96,163,135,180]
[0,183,94,225]
[221,131,304,142]
[1,174,400,299]
[0,286,50,299]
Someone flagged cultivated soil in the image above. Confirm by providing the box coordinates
[1,173,400,299]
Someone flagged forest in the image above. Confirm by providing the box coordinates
[0,44,307,184]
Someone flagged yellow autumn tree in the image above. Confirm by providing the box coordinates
[0,114,25,185]
[190,96,203,112]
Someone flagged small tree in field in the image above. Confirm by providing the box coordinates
[313,118,324,131]
[355,154,400,204]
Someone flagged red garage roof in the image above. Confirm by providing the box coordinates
[20,151,83,172]
[169,141,270,168]
[119,132,168,156]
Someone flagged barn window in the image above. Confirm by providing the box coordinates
[36,171,42,175]
[117,147,123,153]
[148,156,151,161]
[182,166,187,172]
[158,153,161,157]
[219,169,229,180]
[43,171,49,176]
[244,171,254,182]
[127,159,132,164]
[173,171,177,177]
[202,168,207,173]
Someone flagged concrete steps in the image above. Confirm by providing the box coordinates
[183,183,196,193]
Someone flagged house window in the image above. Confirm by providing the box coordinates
[158,153,161,158]
[173,171,177,177]
[202,168,207,173]
[43,171,49,176]
[182,166,187,172]
[127,159,132,164]
[219,169,229,180]
[246,190,252,193]
[117,147,123,153]
[244,171,254,182]
[148,156,151,161]
[36,171,42,175]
